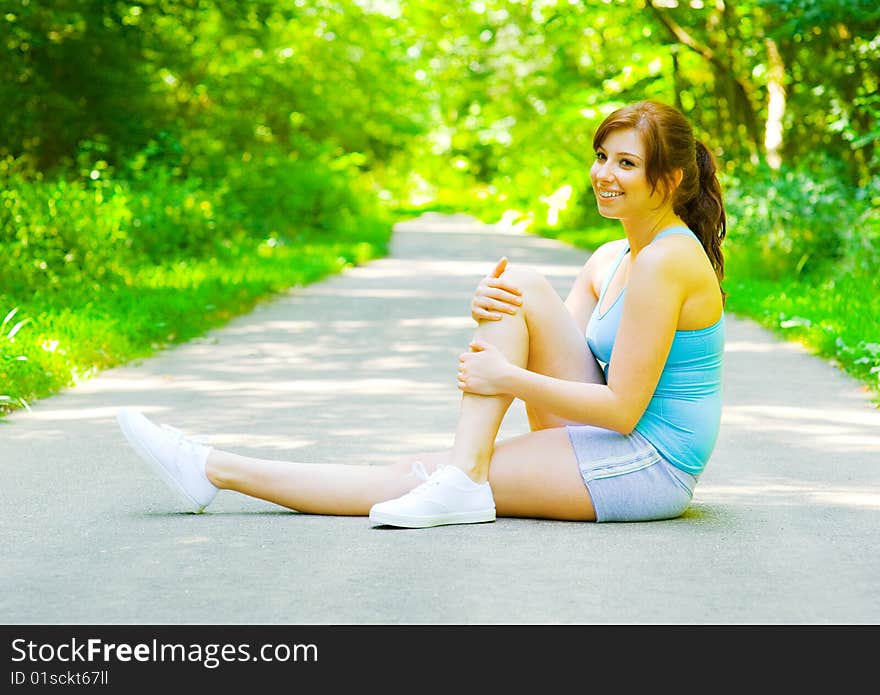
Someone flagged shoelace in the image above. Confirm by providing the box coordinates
[406,462,449,496]
[160,424,209,468]
[407,460,431,482]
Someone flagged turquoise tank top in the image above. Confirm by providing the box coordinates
[585,226,724,476]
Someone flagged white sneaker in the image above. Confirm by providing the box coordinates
[369,464,496,528]
[116,408,217,513]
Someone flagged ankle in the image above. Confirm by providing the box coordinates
[466,468,489,484]
[204,451,228,489]
[448,456,490,484]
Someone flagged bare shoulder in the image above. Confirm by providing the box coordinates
[633,233,723,328]
[636,233,715,285]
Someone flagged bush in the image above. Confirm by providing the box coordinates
[723,161,861,279]
[846,175,880,272]
[218,149,372,245]
[0,307,31,413]
[125,170,223,262]
[0,142,384,297]
[0,175,135,296]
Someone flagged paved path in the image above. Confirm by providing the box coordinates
[2,212,878,624]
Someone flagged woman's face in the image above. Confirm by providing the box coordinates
[590,128,662,221]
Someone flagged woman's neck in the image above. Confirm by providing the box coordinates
[621,209,686,256]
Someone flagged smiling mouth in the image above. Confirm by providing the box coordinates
[598,191,623,199]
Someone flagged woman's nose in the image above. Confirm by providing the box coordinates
[593,162,613,182]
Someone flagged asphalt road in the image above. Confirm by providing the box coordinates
[2,212,878,625]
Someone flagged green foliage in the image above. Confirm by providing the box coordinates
[1,147,379,277]
[723,162,866,279]
[0,175,135,295]
[1,0,428,177]
[0,307,31,412]
[124,170,222,262]
[758,0,880,31]
[849,175,880,271]
[0,0,170,171]
[219,149,376,245]
[3,0,878,189]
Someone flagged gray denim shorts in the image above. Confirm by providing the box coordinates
[566,424,697,522]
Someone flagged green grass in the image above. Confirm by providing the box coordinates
[723,266,880,404]
[0,234,388,416]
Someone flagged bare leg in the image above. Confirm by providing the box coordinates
[206,453,421,516]
[448,308,526,482]
[206,427,594,520]
[449,265,603,481]
[490,427,594,520]
[205,263,602,518]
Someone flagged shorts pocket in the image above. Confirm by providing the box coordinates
[580,449,660,483]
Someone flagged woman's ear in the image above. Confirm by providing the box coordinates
[670,167,684,191]
[662,168,684,202]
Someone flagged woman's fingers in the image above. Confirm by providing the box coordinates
[487,299,518,315]
[492,257,508,277]
[472,260,521,322]
[477,287,521,311]
[471,306,504,321]
[485,285,522,303]
[472,288,522,322]
[473,296,518,315]
[485,278,522,297]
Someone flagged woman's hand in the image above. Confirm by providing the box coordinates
[471,257,523,323]
[457,339,514,396]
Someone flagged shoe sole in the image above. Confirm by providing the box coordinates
[117,409,207,514]
[369,508,496,529]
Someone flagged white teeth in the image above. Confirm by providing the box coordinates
[599,191,623,199]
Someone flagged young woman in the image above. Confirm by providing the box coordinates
[117,99,726,528]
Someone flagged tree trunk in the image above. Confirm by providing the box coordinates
[764,37,786,169]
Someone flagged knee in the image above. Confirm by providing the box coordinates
[498,265,553,302]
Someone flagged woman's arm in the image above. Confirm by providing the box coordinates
[498,243,686,433]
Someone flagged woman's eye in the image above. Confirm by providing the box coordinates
[595,152,606,161]
[621,159,635,167]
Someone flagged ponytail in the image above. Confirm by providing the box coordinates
[677,140,727,304]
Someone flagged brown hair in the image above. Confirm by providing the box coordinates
[593,100,726,300]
